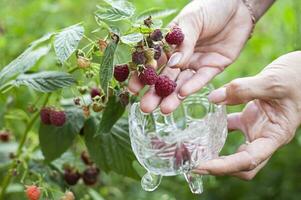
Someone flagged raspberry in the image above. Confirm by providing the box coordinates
[61,191,75,200]
[92,102,104,113]
[155,75,177,97]
[81,151,93,166]
[50,110,66,127]
[150,29,163,41]
[138,66,158,85]
[165,26,185,45]
[77,56,91,68]
[132,50,146,65]
[90,87,101,99]
[174,143,191,170]
[25,185,41,200]
[153,45,162,60]
[114,64,130,82]
[0,131,10,142]
[82,166,100,186]
[40,107,52,125]
[64,168,81,186]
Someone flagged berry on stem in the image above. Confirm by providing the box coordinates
[40,107,52,125]
[153,44,162,60]
[50,110,66,127]
[132,50,146,65]
[77,56,91,68]
[138,66,158,85]
[82,166,100,186]
[114,64,130,82]
[25,185,41,200]
[150,29,163,41]
[90,87,102,99]
[0,131,10,142]
[165,26,185,45]
[155,75,177,97]
[64,168,81,186]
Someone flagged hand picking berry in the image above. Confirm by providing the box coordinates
[114,64,130,82]
[25,185,41,200]
[165,26,185,45]
[138,66,158,85]
[155,75,177,97]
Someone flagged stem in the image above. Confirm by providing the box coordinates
[0,93,51,200]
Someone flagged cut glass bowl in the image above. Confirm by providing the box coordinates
[129,86,227,194]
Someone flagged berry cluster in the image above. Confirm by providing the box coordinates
[112,25,184,98]
[40,107,66,127]
[63,151,100,187]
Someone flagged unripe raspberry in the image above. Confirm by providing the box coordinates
[25,185,41,200]
[40,107,52,125]
[0,130,10,142]
[60,191,75,200]
[165,26,185,45]
[64,168,81,186]
[144,48,155,62]
[132,50,146,65]
[114,64,130,82]
[92,102,104,113]
[98,39,107,52]
[77,56,91,68]
[81,151,93,166]
[155,75,177,97]
[150,29,163,41]
[50,110,66,127]
[138,66,158,85]
[82,166,100,186]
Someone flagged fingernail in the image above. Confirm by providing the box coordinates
[177,93,186,100]
[166,52,182,68]
[208,87,227,103]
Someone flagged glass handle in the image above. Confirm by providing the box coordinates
[184,172,204,194]
[141,172,162,192]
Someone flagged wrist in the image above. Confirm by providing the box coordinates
[243,0,275,22]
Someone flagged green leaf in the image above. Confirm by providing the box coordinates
[96,8,132,22]
[84,117,139,179]
[54,24,84,63]
[0,46,50,85]
[29,32,55,48]
[136,8,177,22]
[39,107,85,162]
[120,33,144,45]
[12,71,76,93]
[102,0,135,17]
[98,95,125,134]
[99,38,118,96]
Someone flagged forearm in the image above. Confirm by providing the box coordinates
[244,0,275,21]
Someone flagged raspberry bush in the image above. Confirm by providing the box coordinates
[0,1,182,199]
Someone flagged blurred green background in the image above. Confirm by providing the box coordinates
[1,0,301,199]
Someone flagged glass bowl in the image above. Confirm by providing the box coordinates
[129,86,227,194]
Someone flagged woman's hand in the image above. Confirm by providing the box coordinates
[193,51,301,180]
[128,0,254,114]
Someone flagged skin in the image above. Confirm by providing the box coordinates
[194,52,301,180]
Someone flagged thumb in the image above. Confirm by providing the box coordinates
[208,74,287,105]
[166,15,201,69]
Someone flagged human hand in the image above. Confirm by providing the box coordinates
[128,0,254,114]
[193,51,301,180]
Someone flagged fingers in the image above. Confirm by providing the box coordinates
[227,113,243,132]
[140,67,181,113]
[159,69,195,114]
[193,136,279,176]
[179,67,221,98]
[208,73,288,105]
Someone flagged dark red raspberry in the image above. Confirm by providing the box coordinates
[82,166,100,186]
[0,131,10,142]
[64,169,81,186]
[155,75,177,97]
[138,66,158,85]
[174,143,191,170]
[50,110,66,127]
[81,151,93,166]
[132,50,146,65]
[165,26,185,45]
[153,45,162,60]
[150,29,163,41]
[90,88,101,99]
[40,107,52,125]
[114,64,130,82]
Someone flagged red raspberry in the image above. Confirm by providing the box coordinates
[50,110,66,127]
[150,29,163,41]
[153,45,162,60]
[114,64,130,82]
[40,107,52,125]
[82,166,100,186]
[90,87,101,99]
[64,168,81,186]
[165,26,185,45]
[155,75,177,97]
[25,185,41,200]
[138,66,158,85]
[0,131,10,142]
[132,50,146,65]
